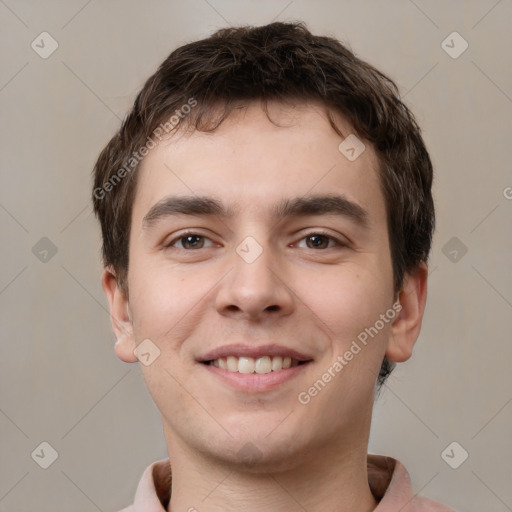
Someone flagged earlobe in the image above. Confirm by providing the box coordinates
[114,332,138,363]
[385,263,428,363]
[101,267,138,363]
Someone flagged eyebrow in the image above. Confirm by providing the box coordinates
[142,194,368,230]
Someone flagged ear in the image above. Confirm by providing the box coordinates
[101,267,138,363]
[385,263,428,363]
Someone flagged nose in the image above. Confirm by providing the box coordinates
[215,242,294,321]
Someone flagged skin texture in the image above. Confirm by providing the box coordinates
[102,101,428,512]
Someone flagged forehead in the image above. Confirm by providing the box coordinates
[132,101,385,224]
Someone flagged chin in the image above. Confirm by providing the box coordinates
[197,422,313,474]
[212,440,309,474]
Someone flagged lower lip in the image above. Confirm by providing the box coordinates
[200,362,311,392]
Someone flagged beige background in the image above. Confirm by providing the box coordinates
[1,0,511,510]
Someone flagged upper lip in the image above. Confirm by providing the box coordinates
[198,344,313,363]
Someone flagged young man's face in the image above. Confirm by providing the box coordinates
[104,102,425,469]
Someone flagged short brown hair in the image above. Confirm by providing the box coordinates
[92,22,434,389]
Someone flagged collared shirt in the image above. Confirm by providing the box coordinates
[116,454,455,511]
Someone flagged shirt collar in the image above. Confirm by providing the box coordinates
[129,454,453,511]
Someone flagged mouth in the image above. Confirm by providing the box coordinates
[204,355,307,374]
[198,345,313,392]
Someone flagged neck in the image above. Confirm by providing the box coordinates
[164,432,378,512]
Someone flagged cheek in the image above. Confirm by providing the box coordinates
[303,264,392,341]
[127,258,215,343]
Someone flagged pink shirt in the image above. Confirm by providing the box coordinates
[117,454,455,511]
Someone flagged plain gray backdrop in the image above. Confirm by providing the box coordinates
[1,1,511,510]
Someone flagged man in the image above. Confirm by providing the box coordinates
[92,21,454,511]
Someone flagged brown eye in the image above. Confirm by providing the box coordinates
[179,235,205,249]
[305,234,331,249]
[166,233,214,250]
[294,231,348,251]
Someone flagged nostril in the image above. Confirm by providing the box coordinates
[265,305,279,311]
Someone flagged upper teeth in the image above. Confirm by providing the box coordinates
[210,356,297,374]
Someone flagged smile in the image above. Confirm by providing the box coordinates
[206,355,304,374]
[198,344,313,391]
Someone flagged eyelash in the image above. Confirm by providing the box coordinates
[293,230,347,249]
[164,231,216,250]
[164,230,348,251]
